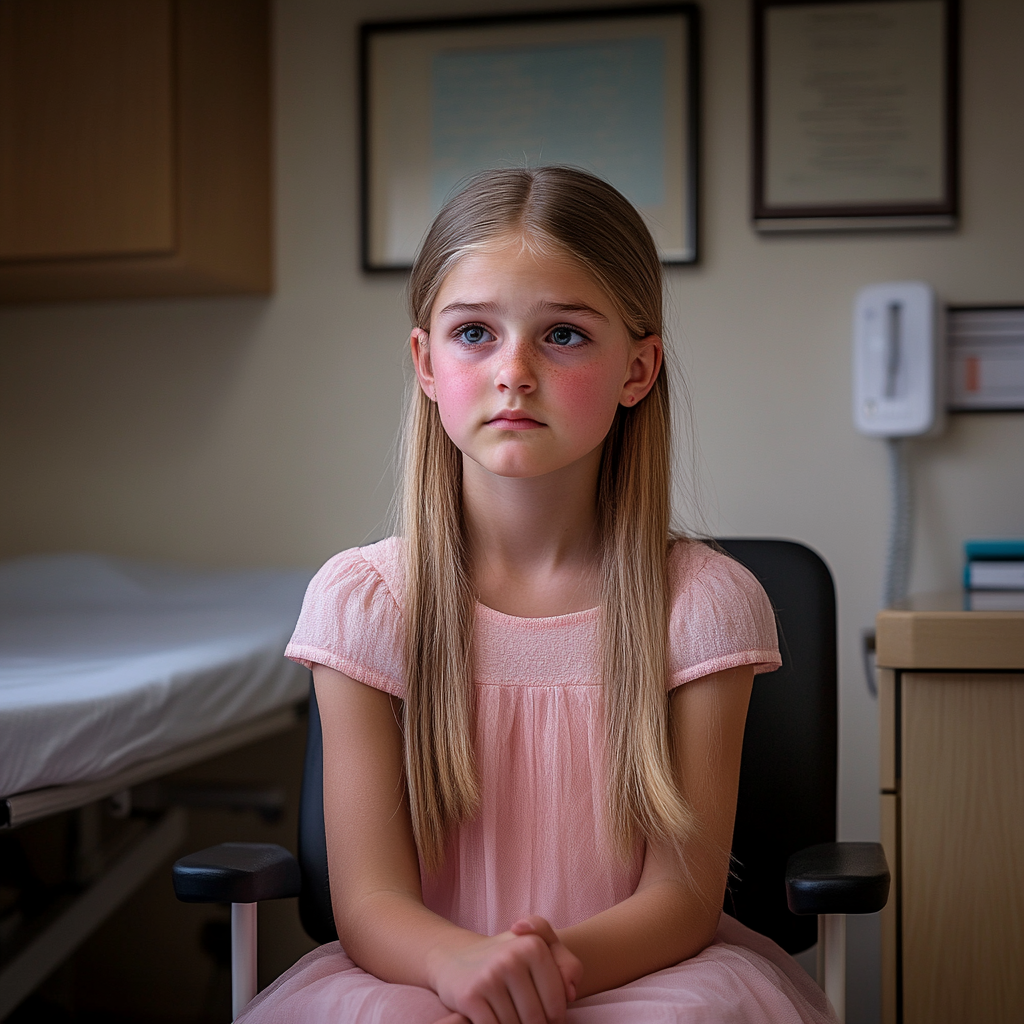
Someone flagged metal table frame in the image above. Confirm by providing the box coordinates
[0,704,302,1018]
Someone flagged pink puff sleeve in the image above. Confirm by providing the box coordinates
[285,542,406,698]
[667,541,782,689]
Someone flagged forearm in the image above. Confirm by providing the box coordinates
[342,891,583,1021]
[557,878,719,999]
[315,666,482,993]
[339,887,481,991]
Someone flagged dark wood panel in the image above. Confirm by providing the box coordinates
[0,0,175,261]
[0,0,271,302]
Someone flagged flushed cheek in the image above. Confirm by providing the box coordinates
[433,362,488,439]
[549,365,623,443]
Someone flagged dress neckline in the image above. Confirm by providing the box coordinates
[474,600,600,625]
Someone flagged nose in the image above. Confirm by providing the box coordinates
[494,336,537,394]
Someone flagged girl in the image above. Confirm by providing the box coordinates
[243,168,835,1023]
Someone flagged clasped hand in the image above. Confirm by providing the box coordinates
[431,915,583,1024]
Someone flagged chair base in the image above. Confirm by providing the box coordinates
[817,913,846,1022]
[232,902,258,1020]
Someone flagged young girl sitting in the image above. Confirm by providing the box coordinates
[242,167,835,1023]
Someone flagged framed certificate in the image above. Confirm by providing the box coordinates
[360,5,700,270]
[753,0,959,232]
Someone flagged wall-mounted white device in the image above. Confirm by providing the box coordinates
[853,282,944,437]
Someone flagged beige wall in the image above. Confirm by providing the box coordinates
[1,0,1021,1020]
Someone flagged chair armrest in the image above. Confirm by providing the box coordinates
[785,841,890,916]
[173,842,301,904]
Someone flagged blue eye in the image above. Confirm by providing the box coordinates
[457,325,493,345]
[549,326,585,347]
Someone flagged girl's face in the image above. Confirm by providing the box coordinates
[411,234,662,481]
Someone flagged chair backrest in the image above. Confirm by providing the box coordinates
[296,538,837,954]
[716,539,837,954]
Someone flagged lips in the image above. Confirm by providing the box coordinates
[487,410,545,429]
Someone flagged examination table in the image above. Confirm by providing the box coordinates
[0,552,313,1017]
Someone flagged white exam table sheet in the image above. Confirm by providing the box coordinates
[0,553,313,800]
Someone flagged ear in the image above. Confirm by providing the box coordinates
[620,335,663,407]
[410,328,436,401]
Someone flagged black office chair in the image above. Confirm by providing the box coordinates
[173,539,888,1021]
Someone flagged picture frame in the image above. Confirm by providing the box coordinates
[947,307,1024,414]
[360,5,700,270]
[752,0,959,233]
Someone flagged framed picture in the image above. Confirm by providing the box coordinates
[360,5,700,270]
[753,0,959,232]
[947,307,1024,413]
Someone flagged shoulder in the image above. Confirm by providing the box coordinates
[284,538,406,697]
[311,536,405,605]
[666,539,782,689]
[667,539,767,611]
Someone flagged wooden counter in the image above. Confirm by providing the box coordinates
[876,595,1024,1024]
[877,591,1024,670]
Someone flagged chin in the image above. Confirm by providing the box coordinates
[486,462,547,480]
[468,451,551,479]
[492,454,587,480]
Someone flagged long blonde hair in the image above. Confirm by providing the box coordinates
[402,167,695,869]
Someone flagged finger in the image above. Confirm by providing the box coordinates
[557,966,576,1004]
[503,963,552,1024]
[434,1015,470,1024]
[486,983,529,1024]
[508,935,568,1022]
[550,945,583,1003]
[460,994,502,1024]
[510,916,558,946]
[525,952,569,1021]
[510,917,578,1005]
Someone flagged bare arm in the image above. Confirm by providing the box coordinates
[314,663,442,981]
[314,664,580,1024]
[556,665,754,998]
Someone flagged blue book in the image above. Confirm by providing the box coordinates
[964,539,1024,561]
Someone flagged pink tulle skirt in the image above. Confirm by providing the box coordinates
[239,914,836,1024]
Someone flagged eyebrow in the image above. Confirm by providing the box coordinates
[436,300,610,324]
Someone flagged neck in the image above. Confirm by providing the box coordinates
[462,447,604,616]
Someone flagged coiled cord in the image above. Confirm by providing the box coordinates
[883,437,912,608]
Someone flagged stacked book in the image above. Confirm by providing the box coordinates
[964,539,1024,610]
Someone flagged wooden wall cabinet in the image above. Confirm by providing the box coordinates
[0,0,271,303]
[876,597,1024,1024]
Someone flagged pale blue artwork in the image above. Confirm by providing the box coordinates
[430,37,665,214]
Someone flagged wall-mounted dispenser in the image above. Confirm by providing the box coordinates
[853,282,944,438]
[853,283,945,683]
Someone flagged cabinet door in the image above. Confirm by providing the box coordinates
[0,0,175,261]
[0,0,270,302]
[901,672,1024,1024]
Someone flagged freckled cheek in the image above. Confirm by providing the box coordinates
[550,365,623,439]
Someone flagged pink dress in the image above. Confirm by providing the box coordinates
[241,538,836,1023]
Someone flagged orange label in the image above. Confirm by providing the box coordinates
[964,355,980,393]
